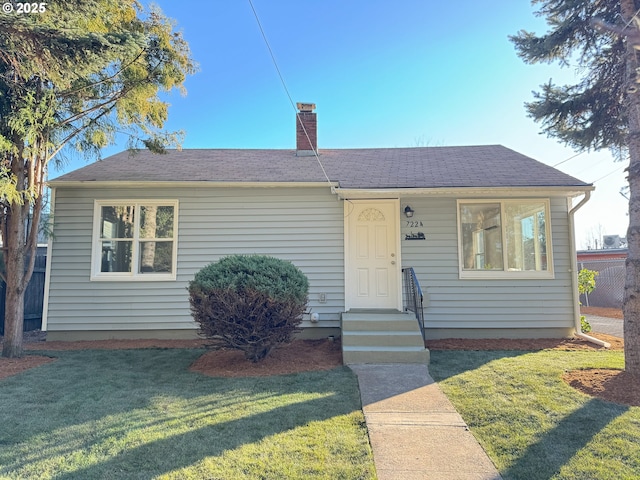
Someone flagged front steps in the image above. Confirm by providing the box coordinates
[341,311,430,364]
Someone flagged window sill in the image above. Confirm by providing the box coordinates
[459,270,555,280]
[90,274,177,282]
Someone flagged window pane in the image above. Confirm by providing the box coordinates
[140,206,174,239]
[504,203,548,271]
[139,241,173,273]
[101,240,132,272]
[460,203,503,270]
[101,206,134,239]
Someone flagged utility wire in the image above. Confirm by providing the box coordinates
[552,151,583,167]
[248,0,334,189]
[591,165,626,184]
[624,5,640,29]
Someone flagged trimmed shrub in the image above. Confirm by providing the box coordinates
[188,255,309,362]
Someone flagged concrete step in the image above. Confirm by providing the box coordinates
[342,312,419,332]
[343,346,430,364]
[341,311,429,364]
[342,330,426,348]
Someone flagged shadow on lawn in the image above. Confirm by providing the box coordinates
[0,349,364,479]
[428,349,527,381]
[503,398,628,479]
[428,350,631,479]
[54,393,357,480]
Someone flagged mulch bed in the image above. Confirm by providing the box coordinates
[0,355,56,380]
[425,332,624,351]
[563,369,640,407]
[1,327,636,407]
[581,306,623,319]
[190,338,343,377]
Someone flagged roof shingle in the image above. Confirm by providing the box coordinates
[50,145,590,189]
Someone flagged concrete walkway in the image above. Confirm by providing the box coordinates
[350,364,502,480]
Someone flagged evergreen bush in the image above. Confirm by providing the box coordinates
[188,255,309,362]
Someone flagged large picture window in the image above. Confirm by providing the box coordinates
[92,200,178,280]
[458,200,552,278]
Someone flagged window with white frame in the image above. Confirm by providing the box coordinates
[92,201,178,280]
[458,200,552,278]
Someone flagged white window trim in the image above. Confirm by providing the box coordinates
[456,199,554,280]
[91,199,179,281]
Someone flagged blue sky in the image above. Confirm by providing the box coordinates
[55,0,629,248]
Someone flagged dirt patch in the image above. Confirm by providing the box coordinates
[563,369,640,407]
[190,339,343,377]
[581,306,623,319]
[426,332,623,351]
[0,355,56,380]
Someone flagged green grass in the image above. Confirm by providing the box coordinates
[429,349,640,480]
[0,348,376,479]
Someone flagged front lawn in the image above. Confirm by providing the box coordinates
[0,348,375,479]
[429,349,640,480]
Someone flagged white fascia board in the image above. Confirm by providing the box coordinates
[334,185,594,199]
[47,180,339,189]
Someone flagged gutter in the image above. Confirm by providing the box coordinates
[568,190,611,348]
[334,185,594,199]
[46,180,339,189]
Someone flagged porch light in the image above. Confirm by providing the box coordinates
[404,205,414,218]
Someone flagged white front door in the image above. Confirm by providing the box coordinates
[345,200,401,310]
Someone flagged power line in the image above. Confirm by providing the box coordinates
[591,165,626,184]
[552,151,583,167]
[624,5,640,29]
[247,0,334,189]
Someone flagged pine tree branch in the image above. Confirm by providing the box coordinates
[58,91,125,128]
[60,49,147,99]
[47,106,116,161]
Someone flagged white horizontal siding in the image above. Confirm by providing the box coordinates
[46,186,344,332]
[400,196,575,331]
[48,184,578,337]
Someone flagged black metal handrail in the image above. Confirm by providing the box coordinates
[402,267,425,341]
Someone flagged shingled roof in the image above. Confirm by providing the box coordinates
[50,145,591,190]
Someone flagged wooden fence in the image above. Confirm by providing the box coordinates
[0,246,47,334]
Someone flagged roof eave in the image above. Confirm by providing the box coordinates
[333,185,595,199]
[47,180,339,189]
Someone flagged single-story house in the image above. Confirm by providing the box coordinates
[43,104,594,362]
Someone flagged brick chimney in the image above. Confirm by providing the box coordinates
[296,102,317,156]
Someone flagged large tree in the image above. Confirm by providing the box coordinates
[0,0,196,357]
[511,0,640,376]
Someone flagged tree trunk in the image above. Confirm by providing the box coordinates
[140,206,157,272]
[1,205,27,358]
[622,0,640,378]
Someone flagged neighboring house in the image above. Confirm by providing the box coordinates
[577,248,627,309]
[577,248,627,263]
[43,104,593,361]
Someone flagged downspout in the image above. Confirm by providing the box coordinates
[568,190,611,348]
[41,187,55,332]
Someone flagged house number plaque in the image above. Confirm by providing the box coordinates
[403,220,426,240]
[405,232,425,240]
